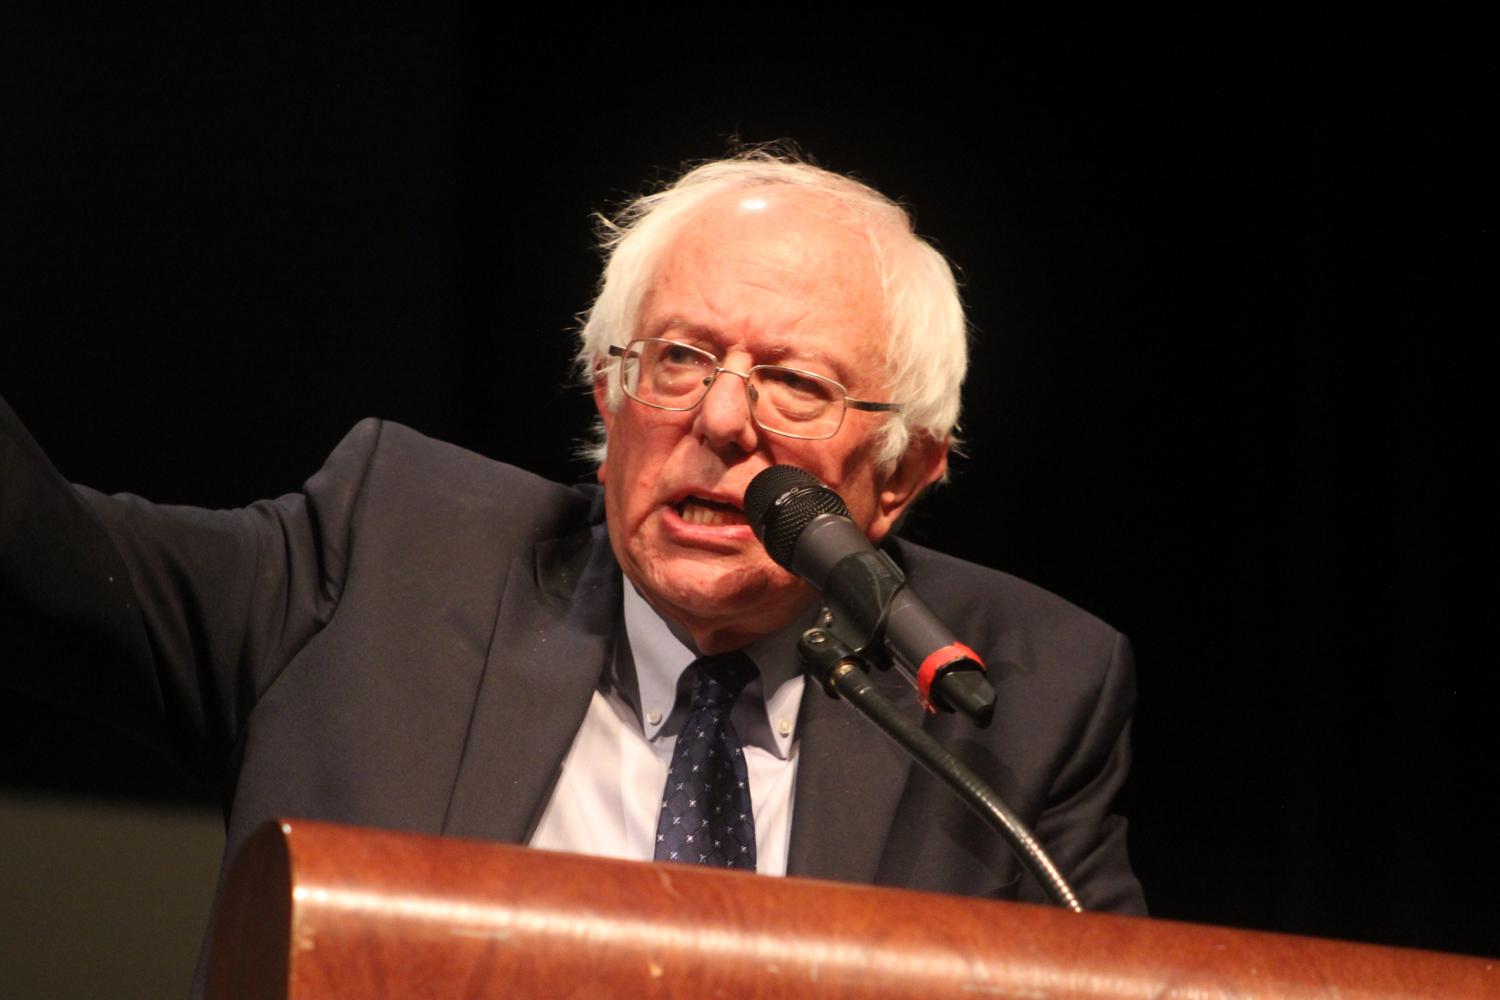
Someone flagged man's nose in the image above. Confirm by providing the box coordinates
[693,367,759,454]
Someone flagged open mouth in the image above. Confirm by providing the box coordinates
[675,496,747,527]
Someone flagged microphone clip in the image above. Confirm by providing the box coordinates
[815,547,906,666]
[794,547,899,700]
[812,547,994,727]
[797,626,867,700]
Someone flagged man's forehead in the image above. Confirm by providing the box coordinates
[632,186,892,382]
[646,190,885,317]
[644,315,861,367]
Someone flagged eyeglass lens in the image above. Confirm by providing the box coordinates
[620,340,846,439]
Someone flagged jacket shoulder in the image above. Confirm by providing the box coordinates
[316,418,603,545]
[881,537,1143,915]
[885,537,1127,696]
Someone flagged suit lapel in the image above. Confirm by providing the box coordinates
[786,662,921,883]
[438,513,926,876]
[442,524,620,843]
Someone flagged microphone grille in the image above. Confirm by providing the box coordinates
[744,465,851,568]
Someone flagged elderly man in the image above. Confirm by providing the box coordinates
[1,153,1143,987]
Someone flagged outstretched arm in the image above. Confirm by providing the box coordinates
[0,395,376,787]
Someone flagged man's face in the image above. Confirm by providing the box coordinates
[595,188,946,653]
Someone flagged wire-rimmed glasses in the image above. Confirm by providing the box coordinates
[608,339,900,441]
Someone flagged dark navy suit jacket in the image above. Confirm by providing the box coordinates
[2,401,1144,990]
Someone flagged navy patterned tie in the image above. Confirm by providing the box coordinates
[653,653,758,870]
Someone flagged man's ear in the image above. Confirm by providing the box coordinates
[592,375,614,430]
[592,375,613,484]
[868,434,949,542]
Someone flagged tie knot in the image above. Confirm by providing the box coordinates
[690,652,756,709]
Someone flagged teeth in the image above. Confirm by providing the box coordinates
[679,498,745,527]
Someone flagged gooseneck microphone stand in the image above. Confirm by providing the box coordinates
[796,626,1084,913]
[746,463,1084,913]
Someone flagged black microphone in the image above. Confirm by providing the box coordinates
[745,465,996,727]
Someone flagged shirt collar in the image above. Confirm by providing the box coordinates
[621,580,805,759]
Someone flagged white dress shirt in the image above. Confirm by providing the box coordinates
[529,581,807,874]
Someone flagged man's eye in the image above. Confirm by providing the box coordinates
[659,344,703,366]
[766,369,831,399]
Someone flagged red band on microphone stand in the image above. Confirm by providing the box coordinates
[915,642,986,713]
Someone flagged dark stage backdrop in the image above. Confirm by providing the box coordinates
[4,10,1492,988]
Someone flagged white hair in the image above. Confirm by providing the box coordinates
[576,151,967,469]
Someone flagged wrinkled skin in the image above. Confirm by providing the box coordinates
[596,187,947,653]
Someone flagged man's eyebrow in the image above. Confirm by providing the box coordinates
[649,316,708,335]
[758,343,854,388]
[757,342,824,366]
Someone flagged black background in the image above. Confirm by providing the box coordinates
[4,11,1493,957]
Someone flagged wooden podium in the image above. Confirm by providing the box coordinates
[206,819,1496,998]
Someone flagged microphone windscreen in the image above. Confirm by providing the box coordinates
[744,465,851,568]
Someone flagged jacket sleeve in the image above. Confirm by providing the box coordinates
[0,394,381,788]
[1022,629,1146,914]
